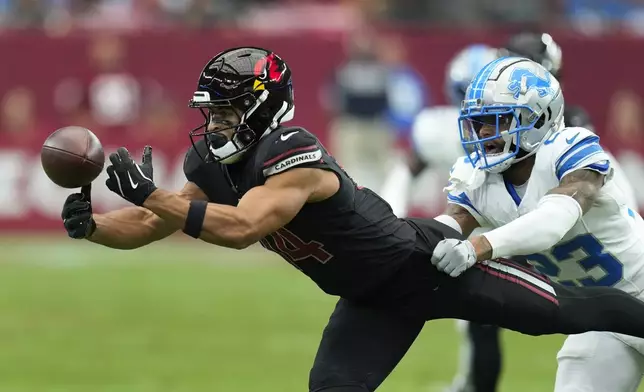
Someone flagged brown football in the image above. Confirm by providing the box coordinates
[41,126,105,189]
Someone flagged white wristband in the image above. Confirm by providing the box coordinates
[483,194,582,259]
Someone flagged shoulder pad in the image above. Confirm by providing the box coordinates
[257,127,324,177]
[542,127,611,180]
[183,139,209,181]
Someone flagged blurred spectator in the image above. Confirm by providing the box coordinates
[0,87,39,144]
[565,0,644,35]
[180,0,223,29]
[325,30,394,190]
[241,0,363,33]
[380,35,427,148]
[87,34,141,127]
[603,89,644,207]
[54,34,142,132]
[53,79,99,133]
[11,0,46,27]
[9,0,643,31]
[387,0,551,25]
[604,89,644,154]
[129,96,182,147]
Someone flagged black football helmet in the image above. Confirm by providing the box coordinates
[189,47,295,164]
[499,32,563,79]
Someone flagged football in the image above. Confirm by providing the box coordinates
[41,126,105,189]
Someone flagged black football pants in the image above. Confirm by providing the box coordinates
[309,256,644,392]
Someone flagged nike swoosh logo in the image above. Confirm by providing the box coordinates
[280,131,299,141]
[127,172,139,189]
[566,132,580,145]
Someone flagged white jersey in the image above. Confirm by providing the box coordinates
[447,126,644,295]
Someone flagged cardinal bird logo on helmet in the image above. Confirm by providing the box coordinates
[254,53,286,83]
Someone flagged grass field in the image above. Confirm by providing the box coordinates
[0,235,636,392]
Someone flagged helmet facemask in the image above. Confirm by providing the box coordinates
[459,104,546,173]
[189,90,270,164]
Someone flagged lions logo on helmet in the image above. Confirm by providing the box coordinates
[458,57,564,173]
[506,68,555,100]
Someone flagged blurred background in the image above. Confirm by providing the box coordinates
[1,0,644,391]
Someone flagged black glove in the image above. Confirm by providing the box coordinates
[105,146,157,206]
[62,184,96,239]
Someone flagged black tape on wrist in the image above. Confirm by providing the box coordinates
[183,200,208,238]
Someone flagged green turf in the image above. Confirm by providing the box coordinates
[0,236,636,391]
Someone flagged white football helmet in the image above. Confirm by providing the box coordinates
[458,57,564,173]
[445,44,500,107]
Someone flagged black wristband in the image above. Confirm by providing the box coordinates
[183,200,208,238]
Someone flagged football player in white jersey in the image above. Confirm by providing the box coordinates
[431,56,644,392]
[447,33,639,392]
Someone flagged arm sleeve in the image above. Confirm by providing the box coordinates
[482,194,582,259]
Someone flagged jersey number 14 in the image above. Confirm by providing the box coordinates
[260,228,333,269]
[526,234,624,287]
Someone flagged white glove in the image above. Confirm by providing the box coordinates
[431,238,477,277]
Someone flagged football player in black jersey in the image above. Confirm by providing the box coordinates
[447,32,639,392]
[61,47,644,392]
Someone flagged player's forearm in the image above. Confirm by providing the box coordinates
[477,194,582,260]
[143,189,251,249]
[89,207,175,250]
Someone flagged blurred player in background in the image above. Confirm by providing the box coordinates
[380,44,498,218]
[59,47,644,392]
[446,32,639,392]
[431,50,644,392]
[379,44,503,392]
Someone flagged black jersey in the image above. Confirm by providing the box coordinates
[183,126,418,299]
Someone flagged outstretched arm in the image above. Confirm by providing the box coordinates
[142,168,333,249]
[89,181,208,249]
[473,169,604,260]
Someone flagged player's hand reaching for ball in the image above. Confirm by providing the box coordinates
[62,184,96,239]
[105,146,157,206]
[431,238,477,277]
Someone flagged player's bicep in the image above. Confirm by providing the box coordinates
[443,203,480,237]
[551,132,611,214]
[549,169,605,214]
[236,168,319,243]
